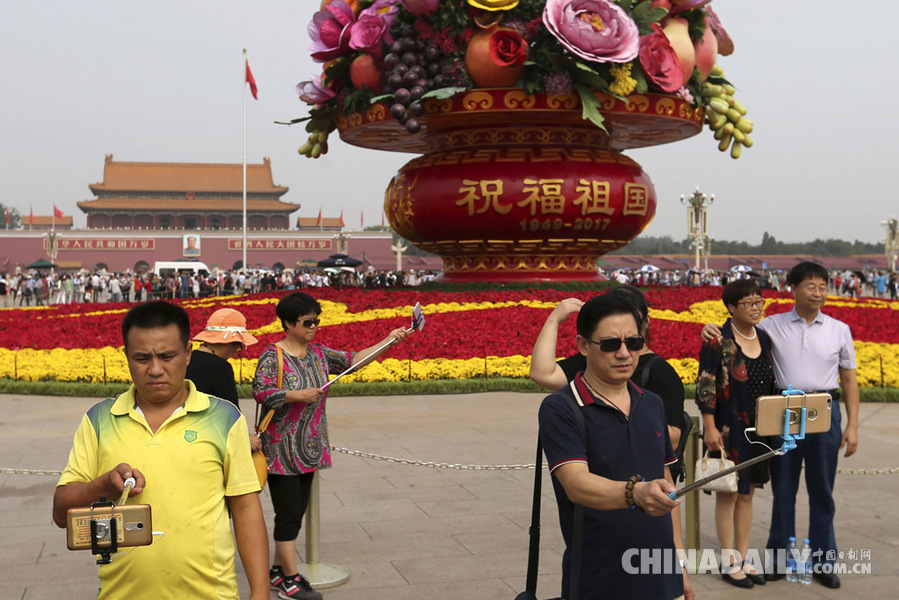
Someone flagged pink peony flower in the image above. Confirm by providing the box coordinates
[638,24,684,93]
[543,0,640,64]
[705,6,733,56]
[668,0,712,15]
[401,0,439,16]
[350,12,393,54]
[296,75,337,105]
[309,0,357,63]
[363,0,400,25]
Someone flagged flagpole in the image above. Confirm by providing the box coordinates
[242,48,248,273]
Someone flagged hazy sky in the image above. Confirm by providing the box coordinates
[2,1,896,245]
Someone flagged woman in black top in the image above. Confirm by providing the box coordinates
[696,279,776,588]
[186,309,260,460]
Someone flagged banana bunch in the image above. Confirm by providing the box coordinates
[297,130,330,159]
[704,64,753,159]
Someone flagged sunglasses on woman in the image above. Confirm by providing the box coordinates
[585,336,645,353]
[299,318,320,328]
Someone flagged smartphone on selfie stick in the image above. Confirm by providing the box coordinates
[65,477,153,564]
[669,387,833,499]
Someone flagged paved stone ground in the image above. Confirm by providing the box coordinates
[1,393,896,599]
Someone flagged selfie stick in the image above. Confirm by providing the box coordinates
[669,386,809,499]
[320,302,426,391]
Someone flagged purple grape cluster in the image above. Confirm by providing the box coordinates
[382,25,444,134]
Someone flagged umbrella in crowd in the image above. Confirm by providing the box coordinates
[730,265,753,273]
[638,264,660,273]
[316,254,363,268]
[25,258,56,269]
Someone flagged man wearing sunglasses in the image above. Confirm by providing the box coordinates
[538,294,690,600]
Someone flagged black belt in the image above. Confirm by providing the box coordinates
[777,388,840,400]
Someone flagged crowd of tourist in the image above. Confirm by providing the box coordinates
[613,267,898,299]
[0,267,441,307]
[0,265,894,309]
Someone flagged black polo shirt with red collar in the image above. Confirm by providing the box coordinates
[538,372,682,600]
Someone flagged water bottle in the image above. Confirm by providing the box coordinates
[799,539,813,585]
[785,537,798,583]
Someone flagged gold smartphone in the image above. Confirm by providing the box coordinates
[755,393,833,437]
[66,504,153,551]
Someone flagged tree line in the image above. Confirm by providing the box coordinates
[612,232,885,256]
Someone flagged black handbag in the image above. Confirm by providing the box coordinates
[516,392,586,600]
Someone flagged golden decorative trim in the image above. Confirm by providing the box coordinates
[461,91,495,111]
[503,89,537,109]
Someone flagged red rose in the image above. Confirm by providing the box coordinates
[638,24,684,93]
[490,28,528,67]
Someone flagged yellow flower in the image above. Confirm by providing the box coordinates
[608,62,637,96]
[466,0,519,11]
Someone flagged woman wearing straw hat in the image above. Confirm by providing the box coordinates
[188,307,259,410]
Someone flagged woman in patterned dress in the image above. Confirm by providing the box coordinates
[696,278,777,589]
[254,292,408,599]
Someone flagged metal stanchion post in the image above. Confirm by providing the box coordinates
[297,471,350,588]
[683,416,701,551]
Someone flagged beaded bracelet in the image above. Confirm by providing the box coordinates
[624,474,645,514]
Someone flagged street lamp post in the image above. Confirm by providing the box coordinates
[882,216,898,272]
[681,186,714,272]
[44,230,60,276]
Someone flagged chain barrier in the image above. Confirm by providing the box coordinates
[329,447,536,470]
[4,459,898,477]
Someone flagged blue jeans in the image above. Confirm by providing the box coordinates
[766,400,842,565]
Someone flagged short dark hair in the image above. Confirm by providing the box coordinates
[722,278,761,308]
[787,261,828,287]
[609,285,649,323]
[122,301,191,349]
[608,285,649,335]
[276,292,322,330]
[577,293,642,339]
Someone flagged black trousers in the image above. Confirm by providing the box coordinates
[268,472,315,541]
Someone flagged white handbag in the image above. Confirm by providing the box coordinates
[695,449,738,493]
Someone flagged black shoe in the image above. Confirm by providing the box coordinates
[722,573,754,589]
[764,572,785,581]
[747,572,766,585]
[813,572,841,589]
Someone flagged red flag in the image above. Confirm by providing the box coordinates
[29,206,34,225]
[245,59,258,100]
[339,209,345,228]
[360,209,364,230]
[315,207,322,228]
[53,205,64,219]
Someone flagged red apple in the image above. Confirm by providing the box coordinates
[693,18,718,81]
[661,17,695,85]
[350,54,382,93]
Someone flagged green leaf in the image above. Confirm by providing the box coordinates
[306,107,337,133]
[421,86,467,100]
[573,62,609,90]
[630,1,668,34]
[370,94,394,105]
[631,64,649,94]
[274,116,311,126]
[575,85,607,133]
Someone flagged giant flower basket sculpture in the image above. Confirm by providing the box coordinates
[295,0,750,282]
